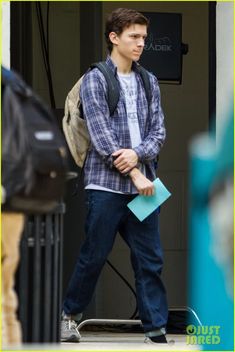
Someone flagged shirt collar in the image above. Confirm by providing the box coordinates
[105,56,140,76]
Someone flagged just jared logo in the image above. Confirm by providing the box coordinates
[186,325,221,345]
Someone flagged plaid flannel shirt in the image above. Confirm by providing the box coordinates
[80,56,166,194]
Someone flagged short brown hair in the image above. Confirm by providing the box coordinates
[105,8,149,53]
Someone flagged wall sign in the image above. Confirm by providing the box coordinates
[140,12,183,83]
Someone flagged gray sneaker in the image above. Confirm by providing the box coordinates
[61,312,82,342]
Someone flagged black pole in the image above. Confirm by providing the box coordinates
[208,2,216,133]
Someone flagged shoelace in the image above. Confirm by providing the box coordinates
[65,319,79,331]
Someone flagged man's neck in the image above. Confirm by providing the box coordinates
[110,52,132,74]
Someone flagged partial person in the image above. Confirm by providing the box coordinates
[61,8,168,344]
[1,67,25,347]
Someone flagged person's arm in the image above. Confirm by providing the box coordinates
[129,167,154,196]
[111,74,165,174]
[80,69,120,169]
[133,74,166,162]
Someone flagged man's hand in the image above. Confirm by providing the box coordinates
[112,149,138,174]
[129,168,155,196]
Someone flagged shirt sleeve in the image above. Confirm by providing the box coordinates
[133,75,166,162]
[80,69,120,169]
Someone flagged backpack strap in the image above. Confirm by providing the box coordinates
[90,61,119,116]
[90,62,152,115]
[136,65,152,106]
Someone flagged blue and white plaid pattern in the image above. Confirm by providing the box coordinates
[80,56,166,194]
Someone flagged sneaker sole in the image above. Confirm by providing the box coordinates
[61,335,81,343]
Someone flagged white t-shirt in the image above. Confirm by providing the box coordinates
[118,71,142,148]
[86,71,144,193]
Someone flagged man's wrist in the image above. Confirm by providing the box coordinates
[122,162,140,177]
[129,167,141,179]
[133,146,144,162]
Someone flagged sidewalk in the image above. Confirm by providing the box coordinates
[6,332,199,351]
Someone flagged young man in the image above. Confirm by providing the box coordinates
[61,8,168,344]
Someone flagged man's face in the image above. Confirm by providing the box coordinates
[111,24,147,62]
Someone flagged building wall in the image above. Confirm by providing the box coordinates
[31,2,81,107]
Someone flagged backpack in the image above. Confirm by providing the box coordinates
[62,61,152,168]
[1,67,68,214]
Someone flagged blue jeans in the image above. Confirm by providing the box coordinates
[63,190,168,333]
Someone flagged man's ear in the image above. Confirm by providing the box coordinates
[109,32,119,45]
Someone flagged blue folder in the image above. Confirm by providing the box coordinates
[127,178,171,221]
